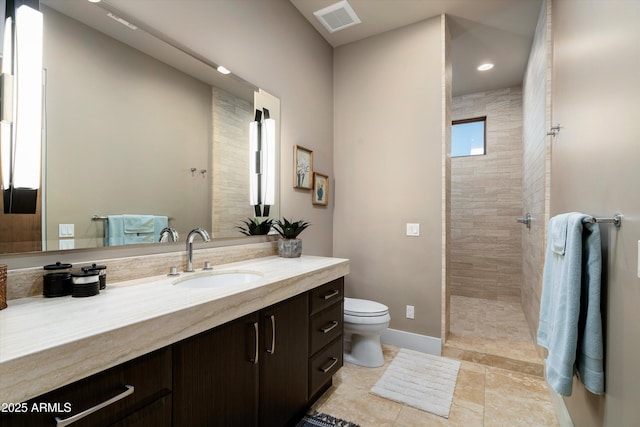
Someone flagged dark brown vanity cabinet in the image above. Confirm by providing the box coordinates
[172,312,260,426]
[0,347,172,427]
[308,278,344,401]
[259,293,310,427]
[172,292,309,427]
[1,277,344,427]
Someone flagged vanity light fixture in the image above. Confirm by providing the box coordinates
[250,109,275,217]
[1,3,44,214]
[477,63,494,71]
[216,65,231,75]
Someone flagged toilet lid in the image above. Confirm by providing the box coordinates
[344,297,389,317]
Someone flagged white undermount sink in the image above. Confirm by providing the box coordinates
[173,271,262,289]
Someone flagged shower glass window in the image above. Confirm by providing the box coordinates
[451,116,486,157]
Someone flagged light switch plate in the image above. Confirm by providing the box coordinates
[59,224,74,238]
[406,223,420,237]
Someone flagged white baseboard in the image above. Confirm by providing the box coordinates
[380,328,442,355]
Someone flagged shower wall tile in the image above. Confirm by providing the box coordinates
[212,86,254,238]
[521,1,551,346]
[451,87,523,300]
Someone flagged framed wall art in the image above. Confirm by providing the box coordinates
[294,145,313,189]
[312,172,329,206]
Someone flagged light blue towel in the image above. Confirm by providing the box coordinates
[537,212,604,396]
[106,215,168,246]
[123,215,155,234]
[123,215,155,245]
[550,213,569,255]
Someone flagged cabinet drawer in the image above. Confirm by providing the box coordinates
[309,278,344,316]
[308,338,343,399]
[310,302,343,355]
[1,347,172,427]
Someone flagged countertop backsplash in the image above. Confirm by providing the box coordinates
[5,241,278,301]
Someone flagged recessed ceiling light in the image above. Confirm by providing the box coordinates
[477,63,494,71]
[88,0,101,3]
[217,66,231,75]
[107,13,138,30]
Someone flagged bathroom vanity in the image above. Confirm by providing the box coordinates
[0,256,347,426]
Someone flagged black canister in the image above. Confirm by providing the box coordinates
[43,262,73,297]
[81,263,107,290]
[71,270,100,298]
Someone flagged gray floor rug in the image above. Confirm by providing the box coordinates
[370,348,461,418]
[295,411,360,427]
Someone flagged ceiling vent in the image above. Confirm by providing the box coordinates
[313,0,361,33]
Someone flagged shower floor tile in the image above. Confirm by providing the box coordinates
[444,295,544,376]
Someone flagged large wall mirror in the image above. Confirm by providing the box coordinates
[0,0,280,255]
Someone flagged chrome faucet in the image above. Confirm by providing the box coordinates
[185,228,210,272]
[159,227,179,243]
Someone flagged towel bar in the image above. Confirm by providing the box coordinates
[92,215,174,221]
[582,213,622,228]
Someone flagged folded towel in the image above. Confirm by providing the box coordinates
[123,215,155,234]
[550,212,570,255]
[106,215,168,246]
[537,212,604,396]
[106,215,125,247]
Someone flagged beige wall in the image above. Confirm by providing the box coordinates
[551,1,640,425]
[333,17,446,338]
[450,87,523,301]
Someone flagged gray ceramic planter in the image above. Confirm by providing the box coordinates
[278,239,302,258]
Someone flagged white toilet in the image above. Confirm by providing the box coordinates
[343,297,391,367]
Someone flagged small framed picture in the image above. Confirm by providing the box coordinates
[312,172,329,206]
[294,145,313,189]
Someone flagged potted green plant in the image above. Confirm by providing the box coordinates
[236,218,274,236]
[273,218,310,258]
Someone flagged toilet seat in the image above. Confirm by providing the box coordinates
[344,297,389,317]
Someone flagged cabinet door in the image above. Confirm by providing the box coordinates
[259,293,309,427]
[172,312,259,427]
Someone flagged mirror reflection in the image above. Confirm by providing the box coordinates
[0,0,280,254]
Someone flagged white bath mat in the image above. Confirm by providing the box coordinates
[370,348,461,418]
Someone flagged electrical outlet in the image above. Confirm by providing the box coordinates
[406,305,415,319]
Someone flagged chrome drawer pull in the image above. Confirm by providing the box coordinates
[267,314,276,354]
[320,320,339,334]
[322,289,339,300]
[55,385,134,427]
[319,357,338,373]
[251,321,259,364]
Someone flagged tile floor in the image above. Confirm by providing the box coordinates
[312,345,559,426]
[312,296,559,426]
[443,295,544,376]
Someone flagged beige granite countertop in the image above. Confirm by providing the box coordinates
[0,255,349,403]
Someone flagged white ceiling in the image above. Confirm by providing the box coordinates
[290,0,543,96]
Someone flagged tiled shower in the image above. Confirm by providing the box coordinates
[444,86,544,375]
[444,3,550,374]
